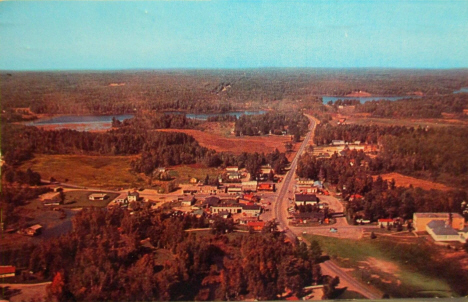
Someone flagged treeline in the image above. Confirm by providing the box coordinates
[313,124,468,186]
[296,151,467,221]
[1,124,290,178]
[112,113,200,130]
[314,123,413,145]
[355,94,468,118]
[2,207,325,301]
[3,69,468,115]
[234,112,309,141]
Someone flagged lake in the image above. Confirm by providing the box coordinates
[27,114,134,131]
[322,96,417,104]
[164,110,267,120]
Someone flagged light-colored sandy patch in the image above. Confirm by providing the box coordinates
[366,257,400,275]
[374,172,453,191]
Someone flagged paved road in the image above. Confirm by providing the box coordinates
[272,115,381,300]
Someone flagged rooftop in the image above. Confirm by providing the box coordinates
[427,220,460,236]
[295,194,318,202]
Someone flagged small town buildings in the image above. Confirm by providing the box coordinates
[378,218,395,227]
[297,179,315,185]
[0,266,16,278]
[115,194,128,204]
[426,220,461,242]
[226,166,239,172]
[295,185,318,194]
[241,205,262,216]
[332,140,345,146]
[227,172,242,180]
[25,224,42,236]
[127,191,140,202]
[183,185,200,195]
[179,196,195,207]
[43,199,60,206]
[88,193,108,201]
[413,212,465,231]
[294,194,319,206]
[202,196,220,207]
[226,185,243,195]
[211,205,243,214]
[242,181,258,193]
[257,182,275,192]
[199,185,218,195]
[237,216,259,225]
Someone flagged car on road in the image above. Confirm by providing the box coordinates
[329,227,338,233]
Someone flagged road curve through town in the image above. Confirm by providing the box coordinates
[272,114,381,300]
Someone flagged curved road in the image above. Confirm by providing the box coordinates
[272,114,381,300]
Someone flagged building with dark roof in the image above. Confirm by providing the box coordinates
[426,220,462,242]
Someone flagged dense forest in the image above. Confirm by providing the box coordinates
[354,93,468,119]
[313,124,468,187]
[0,207,327,301]
[234,111,309,141]
[296,151,467,221]
[2,69,468,115]
[1,123,290,178]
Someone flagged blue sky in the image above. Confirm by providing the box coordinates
[1,1,467,70]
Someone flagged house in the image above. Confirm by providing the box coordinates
[211,205,243,214]
[88,193,108,201]
[226,185,243,195]
[247,221,265,231]
[294,193,319,206]
[241,205,262,216]
[426,220,461,242]
[332,140,345,145]
[237,216,259,225]
[179,196,195,207]
[226,166,239,172]
[378,218,395,227]
[242,181,258,192]
[43,199,60,206]
[191,209,205,218]
[128,191,140,202]
[216,211,231,219]
[292,212,325,224]
[314,180,324,189]
[115,194,128,204]
[295,185,318,194]
[182,185,200,195]
[190,177,198,184]
[238,198,254,205]
[257,182,275,192]
[0,266,16,278]
[25,224,42,236]
[202,196,220,207]
[260,165,274,176]
[243,194,259,202]
[227,172,242,180]
[297,179,315,185]
[199,185,218,194]
[413,212,465,231]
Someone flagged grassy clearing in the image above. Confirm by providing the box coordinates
[55,190,119,208]
[20,154,146,189]
[169,164,222,184]
[304,235,466,298]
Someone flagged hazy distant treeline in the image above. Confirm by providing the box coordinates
[2,69,468,114]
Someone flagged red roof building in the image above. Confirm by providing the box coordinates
[0,266,16,278]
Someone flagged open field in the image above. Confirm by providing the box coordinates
[342,114,468,128]
[169,164,222,184]
[374,172,453,191]
[304,235,467,298]
[20,154,146,189]
[57,190,119,208]
[157,129,298,155]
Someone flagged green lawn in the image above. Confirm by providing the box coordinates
[304,235,464,298]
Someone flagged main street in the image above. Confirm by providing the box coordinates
[272,114,381,300]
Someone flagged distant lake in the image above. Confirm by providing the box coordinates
[454,87,468,93]
[164,110,267,120]
[322,96,417,104]
[27,114,133,131]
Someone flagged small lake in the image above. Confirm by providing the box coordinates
[322,96,417,104]
[27,114,133,131]
[454,87,468,93]
[164,110,267,120]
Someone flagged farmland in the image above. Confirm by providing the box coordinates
[374,173,453,192]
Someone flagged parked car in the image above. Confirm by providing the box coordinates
[329,227,338,233]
